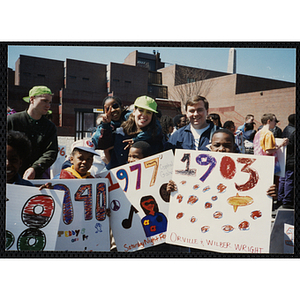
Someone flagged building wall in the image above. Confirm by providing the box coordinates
[15,55,64,96]
[234,86,296,129]
[64,59,107,93]
[108,62,149,105]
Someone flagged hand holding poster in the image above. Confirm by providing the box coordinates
[31,178,110,251]
[6,184,64,251]
[106,150,174,252]
[166,150,274,253]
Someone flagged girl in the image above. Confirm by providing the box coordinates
[97,95,163,169]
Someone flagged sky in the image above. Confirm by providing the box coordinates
[7,45,296,83]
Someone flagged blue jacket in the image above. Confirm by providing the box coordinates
[164,122,217,151]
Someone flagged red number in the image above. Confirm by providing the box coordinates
[220,156,236,179]
[96,182,107,221]
[75,184,93,221]
[235,158,259,191]
[105,172,120,192]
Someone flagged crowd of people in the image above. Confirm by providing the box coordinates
[6,85,296,252]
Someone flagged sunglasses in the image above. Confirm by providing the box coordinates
[106,102,120,112]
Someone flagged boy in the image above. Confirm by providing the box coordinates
[7,86,58,179]
[254,113,288,156]
[127,141,151,163]
[59,139,99,179]
[7,130,34,186]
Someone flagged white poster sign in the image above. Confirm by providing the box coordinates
[50,145,67,178]
[106,150,174,252]
[6,184,64,251]
[166,149,274,253]
[31,178,110,251]
[284,223,294,254]
[275,138,287,177]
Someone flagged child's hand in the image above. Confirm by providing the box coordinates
[123,139,134,150]
[102,106,112,124]
[267,184,277,200]
[105,208,111,217]
[167,180,177,193]
[39,182,53,190]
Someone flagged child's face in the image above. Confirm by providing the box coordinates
[211,132,234,153]
[70,149,94,176]
[128,147,144,163]
[6,145,23,183]
[104,98,122,122]
[133,107,153,129]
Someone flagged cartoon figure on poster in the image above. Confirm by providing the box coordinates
[140,195,167,237]
[166,149,275,253]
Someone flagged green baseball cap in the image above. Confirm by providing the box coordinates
[23,86,53,102]
[134,96,158,113]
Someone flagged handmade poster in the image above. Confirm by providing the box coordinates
[283,223,294,254]
[50,145,67,178]
[104,150,174,252]
[166,149,274,253]
[275,138,287,177]
[31,178,110,251]
[6,184,64,251]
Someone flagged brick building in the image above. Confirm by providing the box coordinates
[159,64,295,129]
[7,50,295,137]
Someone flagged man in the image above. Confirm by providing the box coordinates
[7,86,58,179]
[165,95,217,151]
[237,114,255,133]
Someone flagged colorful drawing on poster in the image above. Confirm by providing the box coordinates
[140,195,167,237]
[227,193,253,212]
[159,183,170,203]
[30,179,110,251]
[167,149,274,253]
[250,210,262,220]
[187,195,198,205]
[17,194,55,251]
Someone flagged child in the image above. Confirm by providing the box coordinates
[92,96,129,148]
[7,130,34,186]
[58,139,100,179]
[97,95,163,169]
[127,141,151,163]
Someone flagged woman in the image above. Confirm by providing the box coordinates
[97,95,163,169]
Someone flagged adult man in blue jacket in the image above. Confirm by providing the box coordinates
[164,95,218,151]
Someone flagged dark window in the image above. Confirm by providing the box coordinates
[83,77,89,81]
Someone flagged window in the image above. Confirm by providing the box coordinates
[69,75,76,79]
[125,80,131,84]
[83,77,89,81]
[37,74,45,77]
